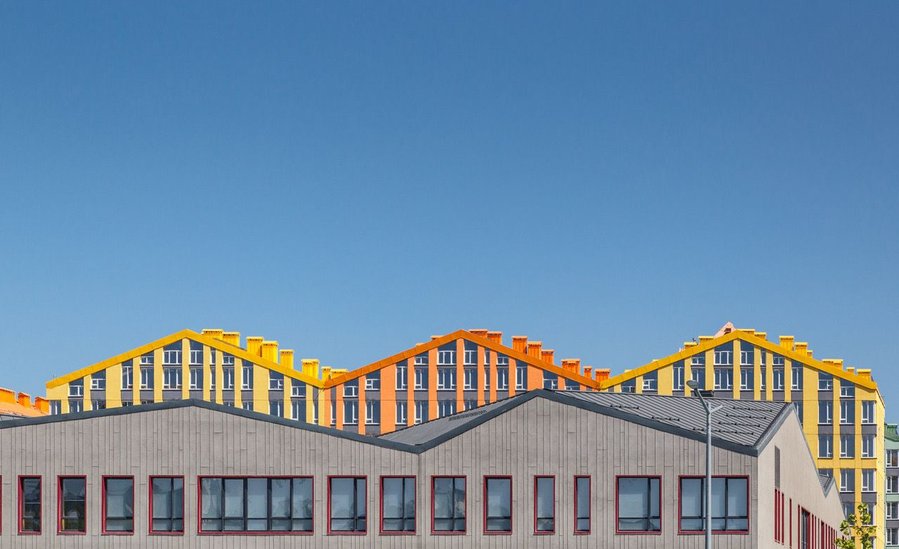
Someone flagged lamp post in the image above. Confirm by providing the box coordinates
[687,380,723,549]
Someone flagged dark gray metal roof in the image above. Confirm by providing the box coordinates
[380,390,793,457]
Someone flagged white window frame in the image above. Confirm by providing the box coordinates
[819,375,833,391]
[713,368,732,390]
[343,382,358,398]
[69,383,84,397]
[437,350,456,366]
[365,401,379,425]
[189,349,203,365]
[818,435,832,458]
[739,350,752,366]
[241,365,253,390]
[840,471,853,493]
[140,368,152,390]
[862,435,875,458]
[791,365,802,390]
[189,367,202,390]
[862,470,875,493]
[413,355,427,366]
[739,368,752,391]
[223,367,235,390]
[691,355,704,367]
[463,368,476,390]
[291,384,305,398]
[840,385,855,399]
[673,364,685,390]
[463,349,477,366]
[438,400,456,418]
[888,476,899,495]
[395,402,407,426]
[121,366,133,390]
[414,368,426,390]
[516,365,527,390]
[642,377,656,392]
[222,355,235,366]
[840,400,853,425]
[344,401,358,425]
[861,401,875,424]
[163,367,181,389]
[90,374,106,391]
[887,449,899,468]
[819,401,833,425]
[436,368,456,391]
[713,350,732,366]
[270,400,283,417]
[414,401,427,424]
[496,368,509,391]
[840,435,854,458]
[163,349,181,365]
[396,365,408,390]
[269,374,284,391]
[364,374,379,391]
[772,368,784,391]
[140,354,153,366]
[888,527,899,545]
[291,401,304,421]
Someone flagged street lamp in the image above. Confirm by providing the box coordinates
[687,379,723,549]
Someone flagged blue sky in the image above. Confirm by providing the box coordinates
[1,3,898,413]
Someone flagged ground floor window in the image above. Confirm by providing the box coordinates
[58,477,86,533]
[102,477,134,534]
[484,476,512,534]
[679,476,748,533]
[432,476,466,533]
[329,476,366,534]
[150,476,184,533]
[617,476,661,532]
[380,476,415,533]
[200,477,313,533]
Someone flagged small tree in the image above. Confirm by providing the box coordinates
[835,503,875,549]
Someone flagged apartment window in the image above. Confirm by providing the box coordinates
[818,401,832,424]
[223,367,235,390]
[818,435,833,458]
[189,367,203,390]
[329,403,336,425]
[364,372,380,391]
[669,364,683,391]
[414,354,427,366]
[464,349,477,366]
[163,349,181,365]
[642,374,657,392]
[380,477,415,534]
[69,380,84,397]
[140,354,153,366]
[840,400,855,425]
[189,348,203,365]
[484,477,512,534]
[497,367,509,391]
[692,368,706,389]
[241,365,253,390]
[543,372,558,390]
[121,366,133,390]
[49,400,61,415]
[864,503,874,525]
[516,365,528,390]
[484,369,490,390]
[344,401,358,425]
[680,477,749,532]
[396,364,408,390]
[819,373,833,391]
[463,368,476,390]
[343,380,358,398]
[92,400,106,410]
[328,477,367,534]
[163,367,181,390]
[395,402,407,426]
[414,367,426,390]
[432,476,466,533]
[291,383,305,398]
[150,477,184,533]
[200,477,313,533]
[888,475,899,494]
[888,502,899,520]
[713,368,732,390]
[365,401,380,425]
[617,476,661,532]
[772,368,784,391]
[534,476,555,534]
[862,435,875,458]
[841,384,855,399]
[861,401,875,424]
[102,477,134,534]
[437,368,456,390]
[269,372,283,391]
[714,349,732,365]
[862,469,875,492]
[740,350,753,366]
[438,350,456,366]
[222,354,235,366]
[464,400,477,411]
[888,449,899,467]
[840,470,855,493]
[793,401,803,424]
[575,476,591,534]
[291,401,306,422]
[69,400,83,413]
[270,400,284,418]
[791,364,803,389]
[58,476,86,534]
[309,400,318,423]
[438,400,456,418]
[496,354,508,367]
[691,355,704,367]
[759,370,766,391]
[888,527,899,545]
[840,435,855,458]
[19,476,42,533]
[740,368,753,390]
[414,401,428,424]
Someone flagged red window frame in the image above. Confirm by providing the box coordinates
[379,475,416,536]
[533,475,555,535]
[677,475,750,535]
[483,475,513,535]
[195,475,315,536]
[573,475,591,535]
[615,475,663,535]
[326,475,368,536]
[101,475,135,536]
[17,475,42,535]
[148,475,185,536]
[57,475,87,535]
[430,475,467,536]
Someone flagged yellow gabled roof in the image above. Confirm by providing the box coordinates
[45,329,324,390]
[325,329,600,389]
[601,329,878,392]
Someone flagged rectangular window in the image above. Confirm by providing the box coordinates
[270,400,283,418]
[713,368,732,390]
[464,349,477,366]
[888,449,899,468]
[791,364,802,389]
[889,527,899,545]
[437,350,455,365]
[414,367,426,390]
[887,502,898,520]
[840,435,855,458]
[150,476,184,533]
[49,400,61,415]
[673,364,685,391]
[380,477,415,534]
[819,373,833,391]
[463,368,476,390]
[437,368,456,390]
[19,476,42,534]
[140,354,154,366]
[484,476,512,534]
[432,476,466,534]
[69,380,84,397]
[396,365,408,390]
[887,475,899,494]
[840,470,855,493]
[163,349,181,365]
[516,365,527,390]
[414,354,427,366]
[189,367,202,390]
[121,366,133,390]
[534,476,555,534]
[241,365,253,390]
[344,401,358,425]
[840,384,855,399]
[438,400,456,418]
[269,372,283,391]
[69,400,83,413]
[395,402,407,426]
[679,476,748,533]
[414,401,428,424]
[862,435,875,458]
[617,476,661,533]
[328,477,366,534]
[291,401,306,422]
[365,401,380,425]
[691,367,706,388]
[92,400,106,410]
[484,369,490,390]
[740,368,753,390]
[291,383,305,398]
[343,380,358,398]
[364,372,380,391]
[189,348,202,365]
[861,401,875,424]
[162,367,181,390]
[102,476,134,534]
[575,476,591,534]
[862,470,875,492]
[772,368,784,391]
[818,435,833,458]
[223,367,234,390]
[840,400,854,425]
[713,349,732,365]
[740,350,753,366]
[543,372,558,390]
[818,401,832,424]
[200,477,313,533]
[90,372,106,391]
[642,376,657,392]
[464,400,477,411]
[58,476,86,534]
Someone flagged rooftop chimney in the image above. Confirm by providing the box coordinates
[487,331,503,344]
[512,336,528,352]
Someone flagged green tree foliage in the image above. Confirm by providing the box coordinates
[835,504,875,549]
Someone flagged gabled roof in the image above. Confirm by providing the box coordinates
[380,389,792,457]
[601,329,878,391]
[324,329,599,389]
[45,329,324,390]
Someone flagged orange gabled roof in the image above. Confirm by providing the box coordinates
[601,328,878,392]
[325,329,600,389]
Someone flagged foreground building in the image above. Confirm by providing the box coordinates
[0,390,841,547]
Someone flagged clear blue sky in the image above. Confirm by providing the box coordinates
[1,3,898,414]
